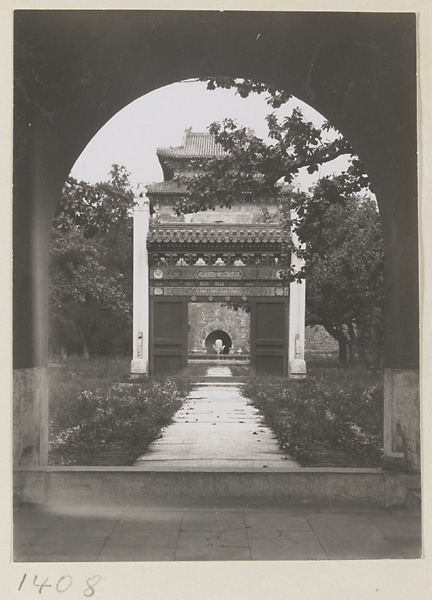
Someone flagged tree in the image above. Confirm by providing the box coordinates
[49,165,134,357]
[175,78,383,361]
[53,164,134,239]
[304,195,384,366]
[176,78,369,217]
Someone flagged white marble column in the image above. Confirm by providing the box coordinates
[130,185,150,379]
[288,212,307,379]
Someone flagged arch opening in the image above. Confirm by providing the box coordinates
[205,330,232,355]
[69,77,361,202]
[61,76,379,367]
[13,12,418,475]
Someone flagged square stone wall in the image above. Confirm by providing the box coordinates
[13,367,49,467]
[384,369,420,469]
[188,303,250,354]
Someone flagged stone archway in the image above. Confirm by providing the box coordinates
[13,11,419,469]
[205,330,232,355]
[201,322,238,354]
[197,322,239,353]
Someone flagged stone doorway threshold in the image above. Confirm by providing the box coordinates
[188,363,250,383]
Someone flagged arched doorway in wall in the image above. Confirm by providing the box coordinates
[188,307,250,358]
[205,330,232,355]
[71,77,356,374]
[13,11,418,471]
[34,76,391,448]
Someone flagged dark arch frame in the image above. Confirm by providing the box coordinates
[193,320,245,354]
[205,330,233,355]
[13,10,419,469]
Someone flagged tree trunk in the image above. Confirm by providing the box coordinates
[319,318,350,364]
[338,339,348,362]
[357,344,370,367]
[348,340,356,364]
[377,342,384,369]
[348,323,370,367]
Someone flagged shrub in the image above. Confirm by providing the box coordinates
[49,357,191,465]
[244,366,383,466]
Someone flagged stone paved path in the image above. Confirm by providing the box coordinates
[13,503,421,561]
[134,367,300,470]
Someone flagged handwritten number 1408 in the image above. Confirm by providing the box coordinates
[18,574,101,596]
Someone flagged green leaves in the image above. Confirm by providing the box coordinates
[202,77,292,107]
[304,196,384,365]
[49,165,134,357]
[49,360,191,466]
[177,89,367,231]
[177,79,382,364]
[245,368,383,467]
[53,165,134,239]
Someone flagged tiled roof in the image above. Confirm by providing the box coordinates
[146,181,186,195]
[147,224,289,247]
[157,129,227,159]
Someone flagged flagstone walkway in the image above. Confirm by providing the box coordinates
[13,502,421,561]
[134,366,300,470]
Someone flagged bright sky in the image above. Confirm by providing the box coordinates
[70,80,352,192]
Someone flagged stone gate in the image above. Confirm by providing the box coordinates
[130,130,306,378]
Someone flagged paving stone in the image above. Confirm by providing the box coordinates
[97,546,176,561]
[175,529,251,561]
[369,515,421,536]
[13,528,46,546]
[245,513,312,532]
[368,516,422,558]
[392,543,422,559]
[181,510,245,532]
[249,530,328,560]
[36,516,119,539]
[175,546,251,561]
[382,537,422,559]
[118,510,184,530]
[13,510,59,530]
[15,537,106,562]
[177,527,249,547]
[306,513,405,559]
[107,527,180,548]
